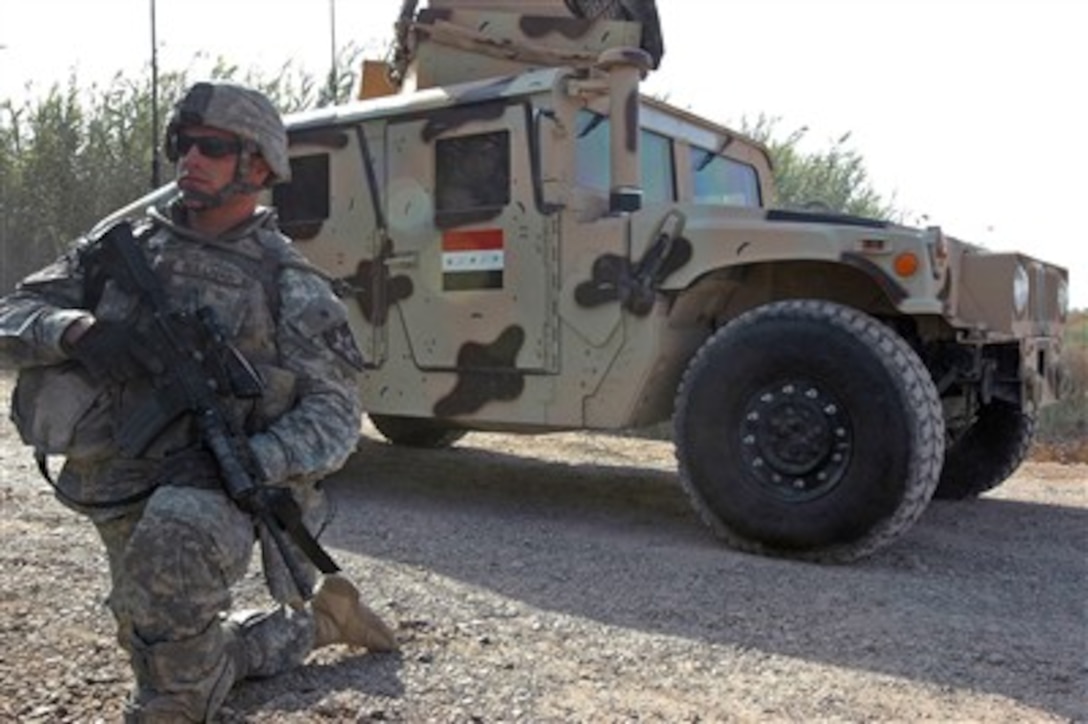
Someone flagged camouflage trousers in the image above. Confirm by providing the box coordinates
[93,486,317,723]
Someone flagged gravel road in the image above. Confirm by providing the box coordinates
[1,372,1085,722]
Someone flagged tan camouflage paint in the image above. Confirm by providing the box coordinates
[104,1,1070,433]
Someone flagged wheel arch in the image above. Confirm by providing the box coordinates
[667,260,906,332]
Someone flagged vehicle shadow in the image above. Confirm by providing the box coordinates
[322,434,1088,721]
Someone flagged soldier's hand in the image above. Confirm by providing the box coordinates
[66,320,163,383]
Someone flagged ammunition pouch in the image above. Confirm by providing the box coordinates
[53,448,223,514]
[10,362,116,462]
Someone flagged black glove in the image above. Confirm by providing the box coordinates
[67,320,162,384]
[236,484,297,518]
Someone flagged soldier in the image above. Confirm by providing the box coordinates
[0,80,396,722]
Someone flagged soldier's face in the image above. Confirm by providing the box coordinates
[175,125,242,202]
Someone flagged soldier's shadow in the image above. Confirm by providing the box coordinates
[221,649,405,720]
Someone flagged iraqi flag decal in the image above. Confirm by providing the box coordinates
[442,229,504,291]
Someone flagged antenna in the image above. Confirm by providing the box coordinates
[328,0,338,102]
[150,0,161,189]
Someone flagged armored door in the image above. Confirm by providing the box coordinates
[385,101,557,373]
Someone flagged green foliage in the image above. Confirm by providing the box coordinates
[1036,311,1088,451]
[1068,310,1088,342]
[741,114,899,221]
[0,49,363,293]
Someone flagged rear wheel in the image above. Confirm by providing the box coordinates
[674,300,945,562]
[935,401,1035,500]
[368,414,467,448]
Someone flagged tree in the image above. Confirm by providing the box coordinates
[0,49,364,293]
[742,114,899,221]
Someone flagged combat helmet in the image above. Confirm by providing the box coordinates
[164,81,291,187]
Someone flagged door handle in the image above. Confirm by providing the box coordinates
[383,251,419,268]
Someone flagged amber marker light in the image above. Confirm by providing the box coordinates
[893,252,920,277]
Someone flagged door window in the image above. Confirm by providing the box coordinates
[435,131,511,215]
[574,111,675,204]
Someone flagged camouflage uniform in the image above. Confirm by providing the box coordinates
[0,83,368,722]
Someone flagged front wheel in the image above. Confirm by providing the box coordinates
[674,300,945,563]
[934,401,1035,500]
[368,414,467,448]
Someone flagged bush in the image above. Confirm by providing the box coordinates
[1033,312,1088,463]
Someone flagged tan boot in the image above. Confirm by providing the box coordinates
[311,573,398,652]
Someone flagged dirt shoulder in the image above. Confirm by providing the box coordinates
[0,371,1085,722]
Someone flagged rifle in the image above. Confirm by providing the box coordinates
[97,220,339,600]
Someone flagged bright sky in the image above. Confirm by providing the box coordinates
[1,0,1085,308]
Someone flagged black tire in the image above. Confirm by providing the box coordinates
[934,401,1035,500]
[673,300,945,563]
[368,414,467,448]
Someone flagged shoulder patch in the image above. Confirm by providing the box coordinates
[323,322,365,371]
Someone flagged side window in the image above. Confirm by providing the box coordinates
[690,147,761,207]
[575,110,675,204]
[435,131,511,215]
[641,130,675,204]
[273,154,330,239]
[575,112,610,193]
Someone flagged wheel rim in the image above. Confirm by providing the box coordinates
[739,380,852,501]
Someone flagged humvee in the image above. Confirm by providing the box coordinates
[112,0,1071,561]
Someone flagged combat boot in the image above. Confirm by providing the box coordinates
[312,573,397,652]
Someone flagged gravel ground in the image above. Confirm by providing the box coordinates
[1,371,1086,723]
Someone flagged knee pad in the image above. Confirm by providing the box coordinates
[113,488,253,640]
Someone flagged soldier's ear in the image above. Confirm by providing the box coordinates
[249,155,273,187]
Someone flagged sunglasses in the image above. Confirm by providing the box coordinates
[173,133,243,159]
